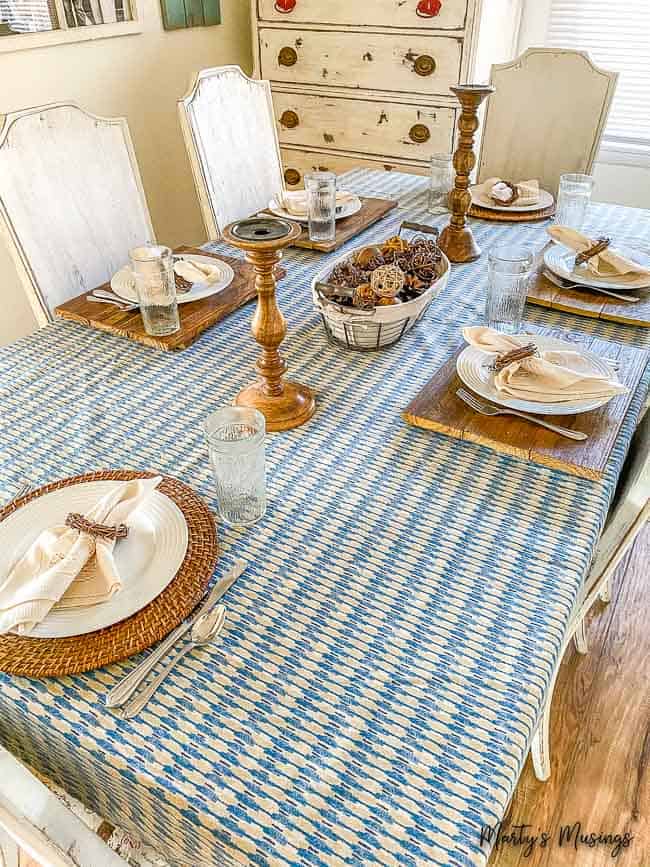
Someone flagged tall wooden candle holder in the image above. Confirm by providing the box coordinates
[223,217,315,432]
[439,84,495,263]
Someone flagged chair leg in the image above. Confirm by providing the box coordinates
[531,701,551,781]
[573,618,588,654]
[599,578,611,603]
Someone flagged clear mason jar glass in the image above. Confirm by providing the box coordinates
[555,173,594,230]
[204,407,266,527]
[485,244,534,334]
[427,153,454,213]
[304,171,337,243]
[129,244,180,337]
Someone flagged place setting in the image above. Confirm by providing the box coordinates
[469,176,556,222]
[403,239,649,480]
[55,245,259,351]
[0,470,220,681]
[262,171,398,253]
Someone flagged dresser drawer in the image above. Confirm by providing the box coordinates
[259,28,463,97]
[258,0,468,30]
[280,147,429,187]
[274,92,455,161]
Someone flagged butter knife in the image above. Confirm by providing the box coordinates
[106,559,246,708]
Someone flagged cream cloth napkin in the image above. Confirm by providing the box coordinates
[174,258,221,285]
[474,177,540,207]
[547,226,650,283]
[463,326,628,403]
[0,477,161,635]
[279,189,357,217]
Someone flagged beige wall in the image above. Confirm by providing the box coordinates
[0,0,253,345]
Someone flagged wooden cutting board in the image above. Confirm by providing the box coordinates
[268,196,398,253]
[527,267,650,328]
[402,327,648,480]
[55,247,258,351]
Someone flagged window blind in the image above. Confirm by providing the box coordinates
[546,0,650,149]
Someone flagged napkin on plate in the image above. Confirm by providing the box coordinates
[462,326,628,403]
[547,226,650,281]
[474,177,540,207]
[174,258,221,285]
[278,189,357,217]
[0,476,161,635]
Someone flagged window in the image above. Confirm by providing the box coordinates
[0,0,133,38]
[543,0,650,155]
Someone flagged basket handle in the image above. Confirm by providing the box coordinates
[398,220,440,238]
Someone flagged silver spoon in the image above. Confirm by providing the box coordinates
[542,268,640,303]
[117,605,227,719]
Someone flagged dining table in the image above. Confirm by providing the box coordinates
[0,168,648,867]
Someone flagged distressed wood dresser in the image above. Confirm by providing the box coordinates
[250,0,522,187]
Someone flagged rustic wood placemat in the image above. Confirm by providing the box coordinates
[0,470,217,677]
[269,197,398,253]
[402,328,648,480]
[527,267,650,328]
[55,248,257,351]
[469,202,556,222]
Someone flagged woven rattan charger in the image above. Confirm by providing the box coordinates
[0,470,218,678]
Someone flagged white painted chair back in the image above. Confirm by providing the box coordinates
[0,747,124,867]
[478,48,618,195]
[178,65,285,239]
[0,103,154,324]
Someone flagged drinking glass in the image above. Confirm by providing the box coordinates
[205,406,266,527]
[129,245,180,337]
[485,244,534,334]
[427,153,454,213]
[555,173,594,229]
[304,171,336,243]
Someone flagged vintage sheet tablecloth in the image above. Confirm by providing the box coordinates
[0,171,648,867]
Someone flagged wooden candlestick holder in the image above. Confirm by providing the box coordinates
[222,217,315,432]
[439,84,495,264]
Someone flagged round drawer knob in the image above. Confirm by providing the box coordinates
[280,110,300,129]
[274,0,296,11]
[416,0,442,17]
[278,46,298,67]
[413,54,436,77]
[409,123,431,144]
[284,168,301,186]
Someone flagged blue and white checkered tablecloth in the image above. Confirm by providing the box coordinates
[0,170,648,867]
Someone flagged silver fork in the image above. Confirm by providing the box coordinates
[456,388,588,441]
[542,268,640,303]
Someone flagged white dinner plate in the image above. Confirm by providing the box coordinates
[267,194,363,223]
[544,243,650,291]
[457,334,617,416]
[111,254,235,304]
[0,481,188,638]
[470,185,554,213]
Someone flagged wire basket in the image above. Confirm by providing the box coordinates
[312,221,450,351]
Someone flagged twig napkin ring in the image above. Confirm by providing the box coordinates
[65,513,129,540]
[488,343,538,372]
[575,237,611,266]
[490,181,519,206]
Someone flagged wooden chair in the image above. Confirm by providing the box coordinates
[530,410,650,781]
[178,65,285,239]
[0,103,154,325]
[477,48,618,196]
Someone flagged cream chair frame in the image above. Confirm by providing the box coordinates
[477,48,618,195]
[0,102,154,325]
[178,65,285,240]
[530,410,650,780]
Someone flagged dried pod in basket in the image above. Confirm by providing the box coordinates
[354,245,384,269]
[329,261,368,288]
[353,283,377,309]
[371,264,405,298]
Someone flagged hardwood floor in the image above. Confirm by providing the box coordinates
[490,522,649,867]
